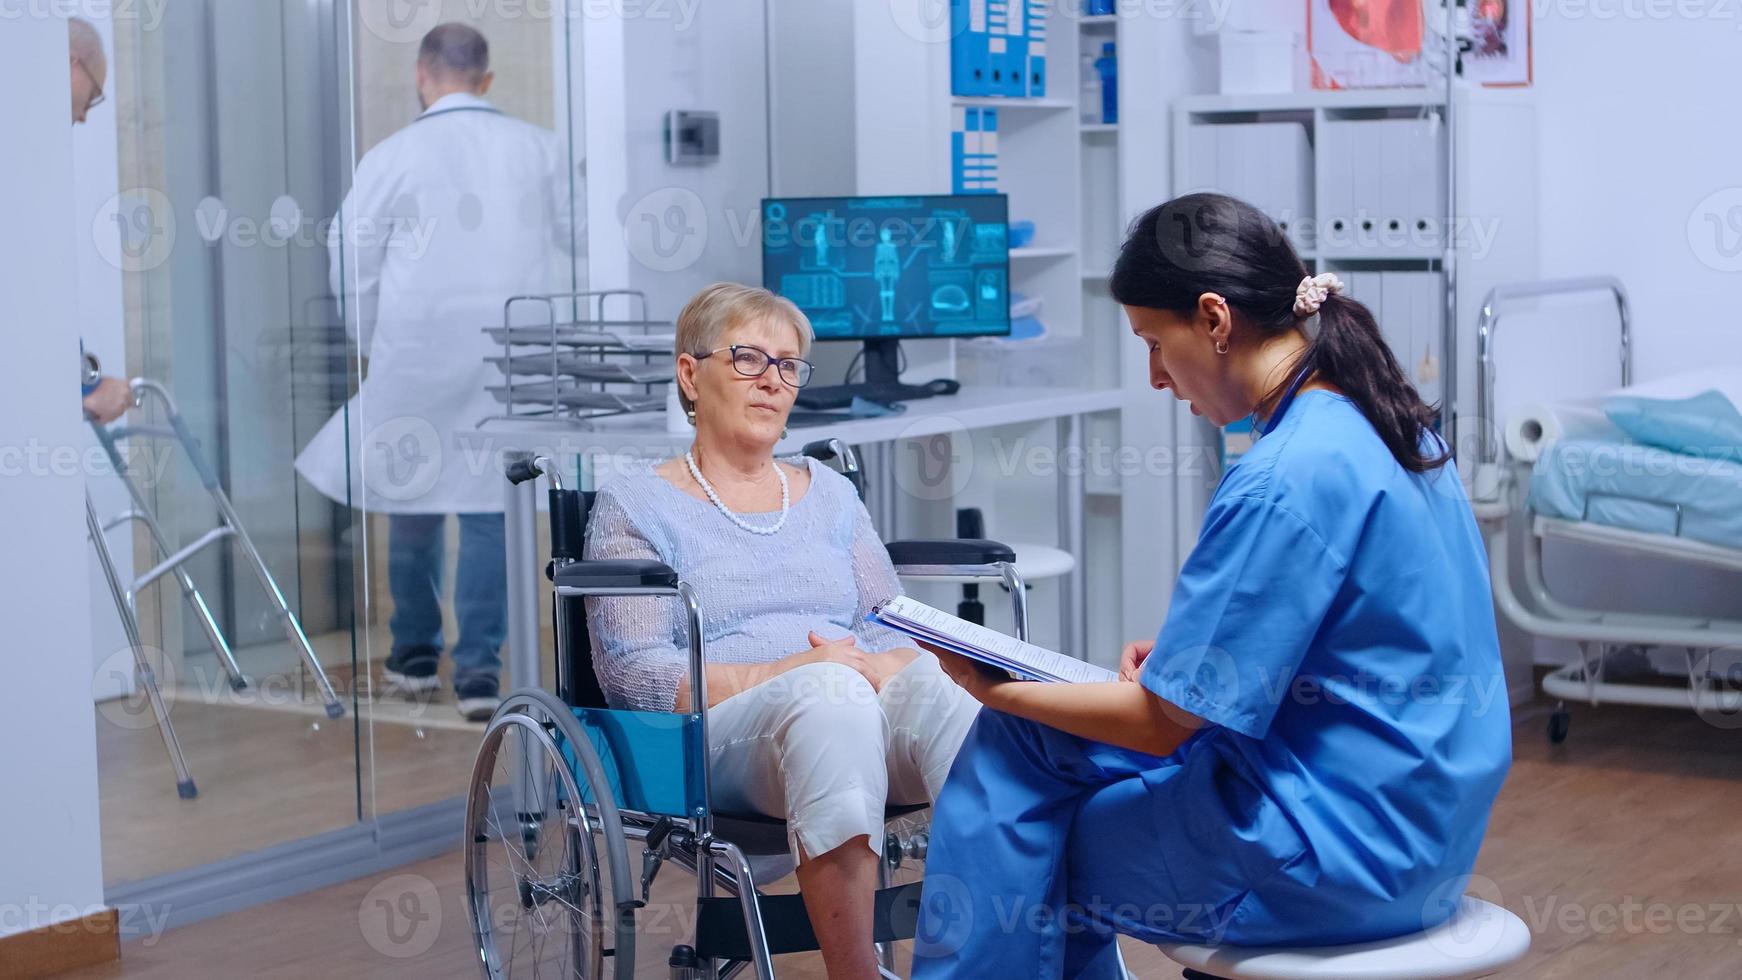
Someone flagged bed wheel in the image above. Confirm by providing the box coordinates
[1548,707,1571,744]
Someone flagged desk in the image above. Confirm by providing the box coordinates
[457,385,1125,693]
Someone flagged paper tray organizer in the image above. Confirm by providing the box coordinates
[479,289,677,426]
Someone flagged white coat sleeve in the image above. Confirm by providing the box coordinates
[547,134,578,267]
[328,144,399,354]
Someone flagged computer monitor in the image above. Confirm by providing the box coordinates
[761,194,1011,385]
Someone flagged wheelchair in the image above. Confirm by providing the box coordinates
[463,438,1030,979]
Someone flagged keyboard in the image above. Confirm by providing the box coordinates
[795,382,940,410]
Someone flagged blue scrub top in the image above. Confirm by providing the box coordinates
[1138,389,1512,944]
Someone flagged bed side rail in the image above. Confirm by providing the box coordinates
[1477,276,1632,465]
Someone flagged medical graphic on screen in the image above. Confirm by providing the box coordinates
[761,195,1012,341]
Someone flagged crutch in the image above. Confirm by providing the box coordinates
[88,489,198,799]
[96,378,345,719]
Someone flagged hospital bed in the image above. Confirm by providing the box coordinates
[1475,277,1742,743]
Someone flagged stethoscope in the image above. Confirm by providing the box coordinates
[1257,364,1315,438]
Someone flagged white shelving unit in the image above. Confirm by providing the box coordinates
[1174,90,1451,401]
[952,95,1076,111]
[1010,245,1077,260]
[1077,11,1127,474]
[1168,86,1539,560]
[840,5,1131,662]
[1070,12,1129,663]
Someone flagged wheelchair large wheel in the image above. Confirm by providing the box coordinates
[465,689,636,979]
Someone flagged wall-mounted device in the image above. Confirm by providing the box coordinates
[664,110,720,165]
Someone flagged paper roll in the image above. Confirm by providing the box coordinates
[1503,400,1621,463]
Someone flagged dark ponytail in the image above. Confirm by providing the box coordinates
[1110,193,1449,473]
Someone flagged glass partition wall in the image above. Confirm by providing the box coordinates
[95,0,583,897]
[348,0,585,831]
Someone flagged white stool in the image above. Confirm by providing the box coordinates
[1158,897,1530,980]
[1004,542,1076,584]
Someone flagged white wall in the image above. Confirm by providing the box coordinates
[1534,14,1742,381]
[588,0,770,320]
[764,0,862,386]
[1118,16,1213,641]
[72,10,135,700]
[0,14,107,939]
[767,0,855,197]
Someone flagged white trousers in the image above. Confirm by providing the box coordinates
[706,653,981,864]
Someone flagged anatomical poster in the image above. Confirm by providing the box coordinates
[1309,0,1531,88]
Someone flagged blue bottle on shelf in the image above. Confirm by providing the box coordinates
[1095,41,1117,125]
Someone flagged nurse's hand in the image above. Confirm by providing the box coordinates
[1118,639,1156,683]
[917,641,1009,702]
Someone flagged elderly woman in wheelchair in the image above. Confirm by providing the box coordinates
[464,282,1018,980]
[587,282,981,977]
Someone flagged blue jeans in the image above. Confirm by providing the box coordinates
[387,513,506,687]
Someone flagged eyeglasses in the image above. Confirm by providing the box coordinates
[694,345,814,388]
[76,58,105,112]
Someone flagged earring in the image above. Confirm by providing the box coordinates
[781,426,789,440]
[1215,340,1229,355]
[685,409,696,427]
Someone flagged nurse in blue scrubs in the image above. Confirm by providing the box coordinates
[912,193,1513,979]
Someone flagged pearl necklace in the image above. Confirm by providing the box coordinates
[685,450,790,535]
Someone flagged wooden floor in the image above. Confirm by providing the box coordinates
[99,664,483,885]
[99,516,558,884]
[74,692,1742,978]
[100,595,556,884]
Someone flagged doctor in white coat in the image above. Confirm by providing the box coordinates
[296,23,572,720]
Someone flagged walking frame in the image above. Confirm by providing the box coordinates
[87,378,345,799]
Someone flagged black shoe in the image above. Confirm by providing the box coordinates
[455,677,501,722]
[383,649,440,695]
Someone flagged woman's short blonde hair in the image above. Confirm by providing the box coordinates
[674,282,815,415]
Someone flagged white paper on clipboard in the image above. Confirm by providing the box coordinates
[867,596,1115,684]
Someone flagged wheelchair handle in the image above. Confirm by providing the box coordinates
[505,453,564,490]
[505,454,585,563]
[801,438,863,497]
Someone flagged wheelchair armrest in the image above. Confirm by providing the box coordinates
[552,559,679,589]
[885,538,1016,567]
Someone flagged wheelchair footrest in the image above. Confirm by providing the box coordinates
[692,881,923,960]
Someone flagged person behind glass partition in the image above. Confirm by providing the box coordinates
[295,23,572,720]
[68,17,132,426]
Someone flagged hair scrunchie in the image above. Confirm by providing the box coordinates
[1294,273,1345,317]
